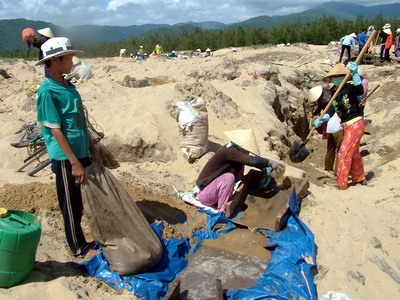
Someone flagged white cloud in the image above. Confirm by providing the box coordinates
[0,0,397,27]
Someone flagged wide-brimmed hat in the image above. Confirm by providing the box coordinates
[206,48,211,51]
[383,23,391,29]
[383,28,392,35]
[37,27,54,38]
[139,45,143,48]
[308,86,323,103]
[350,32,357,38]
[36,37,83,65]
[323,63,350,80]
[224,129,260,155]
[397,28,400,34]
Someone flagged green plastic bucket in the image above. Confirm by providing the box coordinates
[0,208,42,287]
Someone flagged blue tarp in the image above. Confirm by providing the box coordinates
[77,188,316,299]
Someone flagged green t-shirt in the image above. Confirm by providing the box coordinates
[37,78,89,161]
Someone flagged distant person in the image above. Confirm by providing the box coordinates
[357,28,367,63]
[204,48,212,57]
[195,48,202,56]
[390,28,400,63]
[366,25,376,53]
[135,45,147,60]
[22,27,54,76]
[339,33,357,63]
[379,23,393,63]
[64,56,93,83]
[154,41,164,55]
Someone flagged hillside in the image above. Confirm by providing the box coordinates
[0,2,399,52]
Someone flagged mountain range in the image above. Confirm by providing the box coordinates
[1,1,399,52]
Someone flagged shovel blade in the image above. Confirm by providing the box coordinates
[289,140,310,163]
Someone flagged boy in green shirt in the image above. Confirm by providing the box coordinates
[36,37,102,259]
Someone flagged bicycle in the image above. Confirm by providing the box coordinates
[11,122,50,176]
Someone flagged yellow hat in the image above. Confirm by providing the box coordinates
[308,86,323,103]
[323,63,350,80]
[224,129,260,155]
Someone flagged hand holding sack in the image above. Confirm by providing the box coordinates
[268,160,286,179]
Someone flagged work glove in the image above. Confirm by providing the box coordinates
[347,61,362,85]
[313,114,330,128]
[268,160,286,179]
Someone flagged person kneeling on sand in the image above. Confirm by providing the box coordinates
[64,56,93,84]
[193,129,286,213]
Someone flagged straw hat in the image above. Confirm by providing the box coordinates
[383,29,392,35]
[397,28,400,34]
[36,37,83,65]
[196,48,201,52]
[224,129,260,155]
[206,48,211,51]
[383,23,391,29]
[323,63,350,80]
[37,27,54,38]
[350,32,357,38]
[308,86,323,103]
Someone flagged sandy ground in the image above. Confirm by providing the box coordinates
[1,43,400,299]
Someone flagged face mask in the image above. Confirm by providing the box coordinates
[332,77,345,87]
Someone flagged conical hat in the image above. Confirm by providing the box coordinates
[323,63,350,80]
[308,86,323,103]
[224,129,260,155]
[37,27,54,38]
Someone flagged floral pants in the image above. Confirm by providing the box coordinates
[336,119,366,189]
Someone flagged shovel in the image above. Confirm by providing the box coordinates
[289,30,377,163]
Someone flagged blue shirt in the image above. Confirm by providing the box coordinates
[357,32,367,46]
[37,78,90,160]
[340,35,356,46]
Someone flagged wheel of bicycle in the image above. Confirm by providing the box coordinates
[18,149,51,176]
[27,158,51,177]
[22,145,47,163]
[17,146,48,172]
[26,137,46,155]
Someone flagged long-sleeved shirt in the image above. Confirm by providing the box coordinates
[340,35,356,46]
[196,145,270,189]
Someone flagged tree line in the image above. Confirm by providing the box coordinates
[2,15,399,60]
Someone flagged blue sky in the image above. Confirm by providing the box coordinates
[0,0,397,27]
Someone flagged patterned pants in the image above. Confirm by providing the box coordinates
[197,173,236,212]
[336,119,366,189]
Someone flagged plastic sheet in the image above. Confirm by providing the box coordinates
[78,188,317,300]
